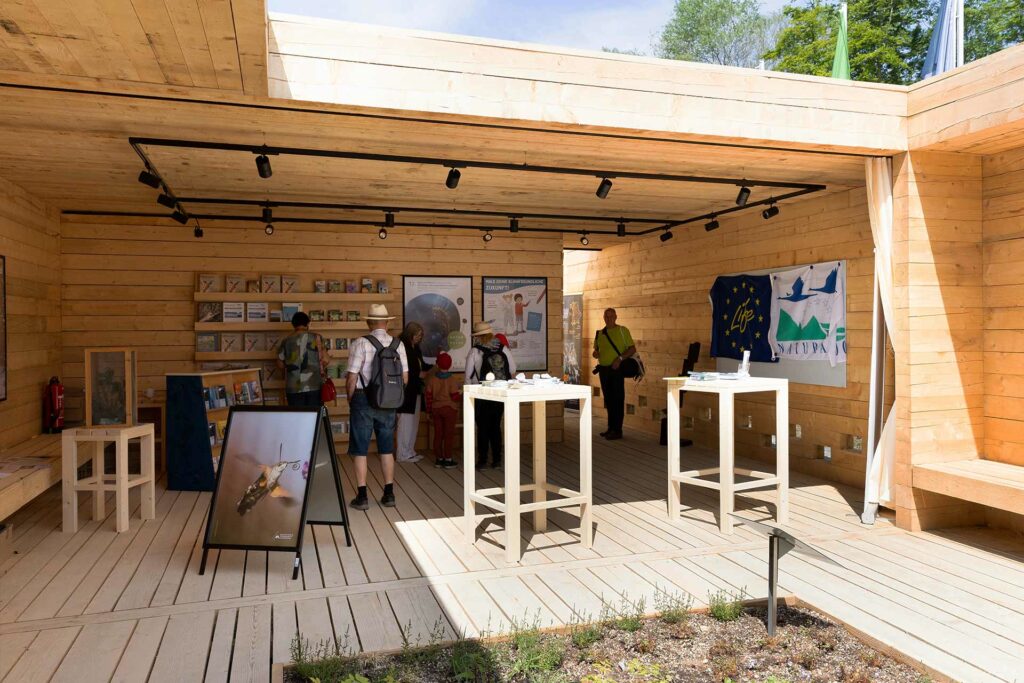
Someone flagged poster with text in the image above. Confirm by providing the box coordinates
[483,277,548,372]
[403,275,472,372]
[562,293,583,409]
[768,261,846,366]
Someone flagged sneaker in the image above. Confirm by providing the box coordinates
[441,459,458,469]
[434,459,445,468]
[380,490,396,507]
[350,494,369,510]
[599,430,610,438]
[397,453,423,463]
[605,431,623,441]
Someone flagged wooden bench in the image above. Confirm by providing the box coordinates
[0,435,62,522]
[914,459,1024,516]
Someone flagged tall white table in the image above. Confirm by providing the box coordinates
[665,376,789,533]
[463,383,593,564]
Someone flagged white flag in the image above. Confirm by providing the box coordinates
[769,262,846,366]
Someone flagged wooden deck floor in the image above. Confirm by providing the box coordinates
[1,417,1023,682]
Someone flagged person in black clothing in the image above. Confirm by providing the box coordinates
[592,308,637,440]
[396,322,431,463]
[465,321,517,469]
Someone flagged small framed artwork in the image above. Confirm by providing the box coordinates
[84,348,137,426]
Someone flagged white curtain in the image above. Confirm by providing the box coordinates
[864,157,897,512]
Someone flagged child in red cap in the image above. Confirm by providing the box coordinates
[425,351,461,469]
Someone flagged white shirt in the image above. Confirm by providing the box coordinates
[464,344,517,385]
[347,328,409,389]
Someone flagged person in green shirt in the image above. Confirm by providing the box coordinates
[276,312,329,407]
[592,308,637,440]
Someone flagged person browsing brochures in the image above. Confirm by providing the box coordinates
[592,307,636,440]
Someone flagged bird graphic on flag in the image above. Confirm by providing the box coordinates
[709,275,775,362]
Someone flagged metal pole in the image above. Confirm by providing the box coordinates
[767,534,780,636]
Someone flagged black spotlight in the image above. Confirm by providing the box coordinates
[762,204,780,220]
[262,206,273,223]
[509,217,519,233]
[265,223,274,236]
[580,233,590,246]
[705,218,720,232]
[138,170,160,188]
[445,167,461,189]
[736,185,751,207]
[385,212,395,228]
[194,225,204,238]
[659,230,674,242]
[483,231,493,243]
[171,210,189,225]
[156,193,176,209]
[616,221,626,237]
[255,154,272,179]
[596,177,613,199]
[378,227,388,240]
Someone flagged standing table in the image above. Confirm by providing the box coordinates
[463,383,593,563]
[665,376,789,533]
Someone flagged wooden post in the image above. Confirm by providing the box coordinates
[776,386,790,526]
[667,382,681,519]
[579,393,593,549]
[61,430,78,533]
[532,400,547,532]
[141,428,156,521]
[91,439,105,521]
[718,391,735,534]
[115,431,130,533]
[463,393,476,544]
[504,399,521,564]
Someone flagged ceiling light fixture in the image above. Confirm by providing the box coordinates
[705,217,720,232]
[137,170,161,188]
[509,217,519,233]
[660,229,674,243]
[194,225,203,238]
[255,151,273,178]
[156,193,176,209]
[483,231,493,243]
[617,221,626,237]
[378,227,388,240]
[580,233,590,246]
[596,177,613,199]
[385,212,395,228]
[265,223,274,235]
[736,185,751,207]
[762,202,779,220]
[171,209,189,225]
[445,167,461,189]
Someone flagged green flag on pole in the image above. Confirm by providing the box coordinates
[831,2,851,79]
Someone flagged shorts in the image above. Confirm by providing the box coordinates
[348,390,396,456]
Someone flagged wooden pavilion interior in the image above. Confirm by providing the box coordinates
[0,2,1023,681]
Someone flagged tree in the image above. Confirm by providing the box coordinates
[656,0,787,68]
[966,0,1024,62]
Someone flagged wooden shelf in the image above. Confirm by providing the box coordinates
[195,292,396,303]
[196,322,366,332]
[195,350,349,361]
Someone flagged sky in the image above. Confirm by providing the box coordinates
[268,0,790,55]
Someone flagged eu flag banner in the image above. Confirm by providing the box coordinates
[710,275,775,362]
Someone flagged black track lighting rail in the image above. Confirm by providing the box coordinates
[129,137,825,192]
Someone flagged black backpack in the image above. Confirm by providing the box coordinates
[474,345,511,381]
[364,335,405,409]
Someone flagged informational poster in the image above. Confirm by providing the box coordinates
[562,293,583,409]
[769,261,846,366]
[403,275,472,372]
[483,277,548,372]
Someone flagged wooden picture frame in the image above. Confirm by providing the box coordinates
[84,348,137,427]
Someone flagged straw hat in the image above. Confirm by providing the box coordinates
[471,321,494,336]
[365,304,395,320]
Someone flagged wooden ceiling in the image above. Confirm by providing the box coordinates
[0,0,267,94]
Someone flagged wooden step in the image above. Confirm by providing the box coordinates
[914,459,1024,515]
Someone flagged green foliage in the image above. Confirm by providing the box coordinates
[654,586,695,625]
[657,0,786,67]
[449,640,498,682]
[291,636,360,682]
[507,625,565,678]
[707,587,747,622]
[570,622,604,650]
[966,0,1024,62]
[599,594,647,632]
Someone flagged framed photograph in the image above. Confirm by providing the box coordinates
[84,348,137,426]
[403,275,472,372]
[483,277,548,372]
[0,255,6,402]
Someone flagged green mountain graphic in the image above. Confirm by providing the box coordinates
[776,310,826,341]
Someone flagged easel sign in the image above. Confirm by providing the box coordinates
[200,406,350,579]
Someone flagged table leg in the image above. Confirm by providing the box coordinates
[776,387,790,526]
[464,394,477,544]
[141,431,156,521]
[504,400,521,564]
[718,392,735,534]
[667,386,681,520]
[579,394,593,548]
[532,400,547,532]
[115,432,129,532]
[61,432,78,533]
[91,440,105,521]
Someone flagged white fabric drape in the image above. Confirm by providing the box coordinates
[864,157,897,510]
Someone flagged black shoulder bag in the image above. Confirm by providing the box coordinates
[601,328,645,381]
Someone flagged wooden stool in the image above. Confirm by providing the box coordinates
[62,424,157,533]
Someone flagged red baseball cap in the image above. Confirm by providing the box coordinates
[436,351,452,370]
[495,333,510,348]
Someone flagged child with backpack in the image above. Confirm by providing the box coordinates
[465,321,517,469]
[425,351,461,469]
[346,304,409,510]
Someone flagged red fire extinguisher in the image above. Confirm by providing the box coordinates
[43,376,64,433]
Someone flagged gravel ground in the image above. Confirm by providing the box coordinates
[288,605,931,683]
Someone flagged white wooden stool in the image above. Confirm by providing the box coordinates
[62,424,156,533]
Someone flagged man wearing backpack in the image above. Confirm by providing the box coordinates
[465,321,517,470]
[346,304,409,510]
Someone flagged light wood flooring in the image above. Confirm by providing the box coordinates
[1,416,1023,682]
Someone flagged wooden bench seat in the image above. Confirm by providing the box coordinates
[914,459,1024,516]
[0,435,62,522]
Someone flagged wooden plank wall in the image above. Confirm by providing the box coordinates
[58,216,564,440]
[892,150,986,531]
[564,188,878,488]
[0,175,61,449]
[982,146,1024,468]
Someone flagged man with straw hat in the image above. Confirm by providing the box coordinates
[465,320,517,469]
[346,304,408,510]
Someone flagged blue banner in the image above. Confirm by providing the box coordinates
[710,275,775,362]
